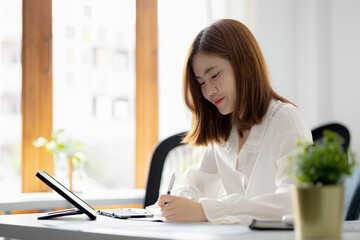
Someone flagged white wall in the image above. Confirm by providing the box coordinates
[331,0,360,156]
[250,0,360,155]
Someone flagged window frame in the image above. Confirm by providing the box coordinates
[22,0,54,192]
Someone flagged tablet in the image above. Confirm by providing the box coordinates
[249,219,294,230]
[36,170,97,220]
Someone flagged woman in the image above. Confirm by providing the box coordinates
[157,19,312,224]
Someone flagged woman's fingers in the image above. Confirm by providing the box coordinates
[157,194,176,206]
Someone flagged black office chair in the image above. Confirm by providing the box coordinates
[144,132,186,207]
[344,167,360,220]
[311,122,360,220]
[311,122,350,151]
[144,131,206,207]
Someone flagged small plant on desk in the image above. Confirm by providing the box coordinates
[289,129,356,240]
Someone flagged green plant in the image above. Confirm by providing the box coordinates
[33,129,86,166]
[290,130,355,185]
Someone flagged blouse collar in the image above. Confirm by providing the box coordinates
[220,99,279,153]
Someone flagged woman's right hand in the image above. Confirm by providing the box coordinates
[157,194,208,222]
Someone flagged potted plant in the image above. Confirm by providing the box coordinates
[33,129,87,192]
[290,130,356,239]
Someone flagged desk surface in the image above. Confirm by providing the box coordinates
[0,213,360,240]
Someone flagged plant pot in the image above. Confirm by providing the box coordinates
[292,185,344,239]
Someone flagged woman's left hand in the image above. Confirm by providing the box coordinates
[157,194,208,222]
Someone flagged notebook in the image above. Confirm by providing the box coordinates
[35,170,153,220]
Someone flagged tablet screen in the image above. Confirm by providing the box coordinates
[36,170,97,220]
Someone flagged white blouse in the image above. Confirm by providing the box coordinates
[172,100,312,224]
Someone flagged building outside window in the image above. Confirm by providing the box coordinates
[52,0,136,190]
[0,0,22,194]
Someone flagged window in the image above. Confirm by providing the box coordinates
[0,0,22,194]
[52,0,136,190]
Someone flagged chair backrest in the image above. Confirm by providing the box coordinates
[311,122,350,151]
[311,122,359,220]
[144,131,205,207]
[144,132,186,207]
[343,167,360,220]
[143,132,184,207]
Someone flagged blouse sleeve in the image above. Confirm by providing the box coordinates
[199,107,312,224]
[172,145,223,200]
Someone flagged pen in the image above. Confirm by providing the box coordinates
[167,172,176,194]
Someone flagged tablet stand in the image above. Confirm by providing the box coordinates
[38,208,84,220]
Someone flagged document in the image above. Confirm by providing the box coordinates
[343,220,360,232]
[145,204,162,217]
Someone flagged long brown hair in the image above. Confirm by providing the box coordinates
[183,19,293,146]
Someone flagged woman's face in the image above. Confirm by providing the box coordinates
[192,53,237,115]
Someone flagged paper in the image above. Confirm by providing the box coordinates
[343,220,360,232]
[145,204,162,217]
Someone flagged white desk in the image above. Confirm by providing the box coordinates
[0,189,144,214]
[0,213,360,240]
